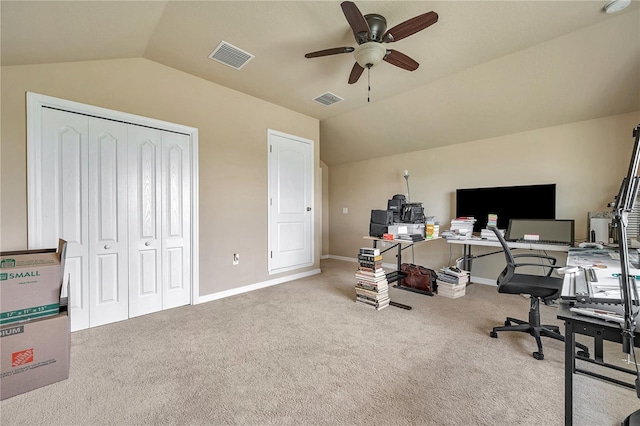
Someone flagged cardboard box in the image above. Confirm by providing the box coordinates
[1,240,67,325]
[0,296,70,400]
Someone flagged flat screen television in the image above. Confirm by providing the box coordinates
[455,184,556,232]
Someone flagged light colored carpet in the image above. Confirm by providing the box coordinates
[1,258,639,425]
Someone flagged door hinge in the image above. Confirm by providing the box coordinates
[270,251,273,258]
[269,145,272,153]
[270,198,272,206]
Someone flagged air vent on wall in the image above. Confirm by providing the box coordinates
[312,92,344,106]
[208,41,254,70]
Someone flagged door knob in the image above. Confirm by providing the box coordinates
[145,242,151,246]
[104,245,110,249]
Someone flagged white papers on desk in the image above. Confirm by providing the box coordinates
[560,248,640,302]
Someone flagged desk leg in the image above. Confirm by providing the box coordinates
[564,319,575,426]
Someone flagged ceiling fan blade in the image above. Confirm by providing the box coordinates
[341,1,370,43]
[305,47,355,58]
[384,50,419,71]
[348,62,365,84]
[383,11,438,42]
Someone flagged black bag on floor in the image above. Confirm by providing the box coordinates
[399,263,437,293]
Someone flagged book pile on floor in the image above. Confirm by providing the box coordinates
[436,267,469,299]
[355,248,389,310]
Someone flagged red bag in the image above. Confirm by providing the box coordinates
[399,263,437,293]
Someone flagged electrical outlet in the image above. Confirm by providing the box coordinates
[343,207,348,214]
[233,253,239,265]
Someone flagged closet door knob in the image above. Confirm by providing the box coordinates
[104,245,110,249]
[145,242,151,246]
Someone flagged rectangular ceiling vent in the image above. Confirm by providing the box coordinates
[312,92,344,106]
[208,41,254,70]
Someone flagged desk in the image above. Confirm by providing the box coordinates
[446,237,571,271]
[558,247,640,426]
[363,236,440,310]
[558,303,640,426]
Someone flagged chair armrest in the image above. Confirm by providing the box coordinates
[512,253,557,265]
[513,262,562,277]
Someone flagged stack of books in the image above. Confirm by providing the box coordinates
[448,217,476,239]
[426,217,440,239]
[436,267,469,299]
[480,228,504,241]
[355,248,389,310]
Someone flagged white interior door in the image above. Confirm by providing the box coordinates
[128,125,163,317]
[268,130,314,273]
[88,118,129,327]
[161,131,191,309]
[39,108,90,331]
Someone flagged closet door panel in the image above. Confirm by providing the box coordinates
[40,108,90,331]
[162,132,191,309]
[88,118,129,327]
[128,125,163,317]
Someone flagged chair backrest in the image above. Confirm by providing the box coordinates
[488,226,516,285]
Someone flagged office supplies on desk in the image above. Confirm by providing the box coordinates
[569,306,625,324]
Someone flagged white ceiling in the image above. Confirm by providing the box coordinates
[2,1,639,165]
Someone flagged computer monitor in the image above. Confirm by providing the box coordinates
[505,219,575,245]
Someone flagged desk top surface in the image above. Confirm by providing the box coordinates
[557,302,640,333]
[445,236,571,252]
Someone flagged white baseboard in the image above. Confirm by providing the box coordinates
[320,254,330,260]
[197,268,321,304]
[328,255,357,263]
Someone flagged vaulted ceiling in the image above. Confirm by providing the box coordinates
[2,1,639,165]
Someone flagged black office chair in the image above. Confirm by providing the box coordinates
[487,226,589,360]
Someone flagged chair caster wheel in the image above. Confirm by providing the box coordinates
[577,350,589,358]
[490,331,498,338]
[533,352,544,360]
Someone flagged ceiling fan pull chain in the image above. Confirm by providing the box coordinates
[367,65,371,103]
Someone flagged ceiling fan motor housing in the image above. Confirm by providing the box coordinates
[364,14,387,42]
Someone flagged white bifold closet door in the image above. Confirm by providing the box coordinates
[88,117,129,327]
[128,126,191,318]
[36,107,191,331]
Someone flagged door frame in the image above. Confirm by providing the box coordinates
[26,92,200,305]
[267,128,314,274]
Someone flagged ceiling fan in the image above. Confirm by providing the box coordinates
[304,1,438,85]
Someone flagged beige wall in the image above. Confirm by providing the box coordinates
[0,58,320,298]
[321,160,329,257]
[328,111,640,281]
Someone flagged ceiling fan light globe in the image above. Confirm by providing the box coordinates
[354,42,386,68]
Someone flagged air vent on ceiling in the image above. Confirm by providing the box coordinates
[312,92,344,106]
[208,41,254,70]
